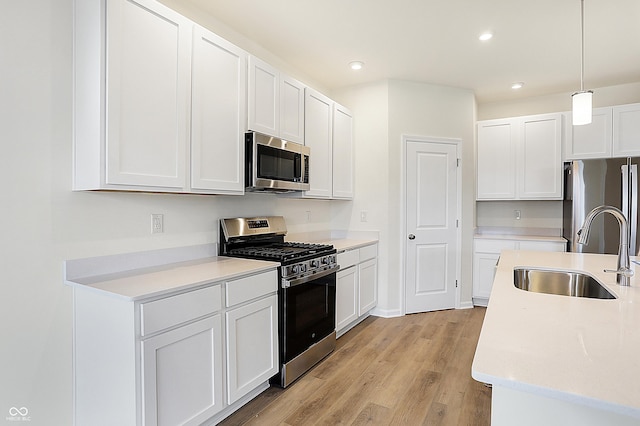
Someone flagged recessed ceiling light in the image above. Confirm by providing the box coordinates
[349,61,364,70]
[479,32,493,41]
[511,82,525,90]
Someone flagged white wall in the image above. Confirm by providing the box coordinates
[334,80,477,314]
[331,81,391,310]
[478,82,640,120]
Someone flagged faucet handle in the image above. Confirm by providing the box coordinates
[604,268,634,278]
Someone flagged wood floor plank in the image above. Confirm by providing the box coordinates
[351,402,393,425]
[219,308,491,426]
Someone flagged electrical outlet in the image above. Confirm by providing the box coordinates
[305,211,311,222]
[151,214,164,234]
[515,210,521,220]
[360,211,368,222]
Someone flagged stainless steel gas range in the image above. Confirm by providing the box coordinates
[219,216,338,387]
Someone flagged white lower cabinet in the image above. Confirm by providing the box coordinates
[336,266,358,331]
[226,295,278,404]
[473,238,566,306]
[142,315,224,426]
[336,243,378,337]
[358,258,378,316]
[72,268,278,426]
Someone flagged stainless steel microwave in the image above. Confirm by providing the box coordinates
[245,132,310,192]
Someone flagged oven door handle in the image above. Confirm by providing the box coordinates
[282,264,340,288]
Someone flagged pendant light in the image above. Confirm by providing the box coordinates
[572,0,593,125]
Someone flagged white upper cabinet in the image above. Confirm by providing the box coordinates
[518,114,563,199]
[248,56,305,144]
[332,103,354,199]
[613,103,640,157]
[476,119,517,199]
[247,56,279,137]
[565,107,613,160]
[280,75,306,144]
[565,103,640,160]
[105,0,192,190]
[73,0,247,194]
[477,113,562,200]
[190,26,246,194]
[304,88,334,198]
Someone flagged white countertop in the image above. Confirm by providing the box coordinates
[322,238,378,252]
[472,250,640,419]
[65,256,279,301]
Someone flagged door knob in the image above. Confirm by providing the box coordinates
[408,234,416,240]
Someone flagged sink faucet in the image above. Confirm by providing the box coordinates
[577,205,634,286]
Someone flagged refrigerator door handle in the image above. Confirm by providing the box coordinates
[622,164,629,223]
[630,164,638,255]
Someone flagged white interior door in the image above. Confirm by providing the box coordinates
[405,137,460,313]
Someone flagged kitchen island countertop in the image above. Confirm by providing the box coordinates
[472,250,640,420]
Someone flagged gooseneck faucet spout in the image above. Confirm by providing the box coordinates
[577,205,633,286]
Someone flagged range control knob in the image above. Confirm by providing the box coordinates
[321,257,329,265]
[311,260,319,268]
[291,265,299,274]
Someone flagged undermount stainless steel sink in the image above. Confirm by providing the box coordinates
[513,268,616,299]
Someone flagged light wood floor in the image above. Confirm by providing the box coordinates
[220,307,490,426]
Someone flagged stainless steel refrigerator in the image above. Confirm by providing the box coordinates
[563,158,640,255]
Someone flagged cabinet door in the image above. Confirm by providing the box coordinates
[247,55,279,137]
[358,258,377,316]
[565,107,613,160]
[472,253,500,301]
[336,266,358,333]
[142,315,223,426]
[332,103,354,199]
[477,120,516,199]
[304,88,334,198]
[613,103,640,158]
[190,26,246,193]
[226,295,278,404]
[518,114,563,199]
[280,75,305,144]
[106,0,191,189]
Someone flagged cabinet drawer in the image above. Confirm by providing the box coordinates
[518,240,566,252]
[474,239,516,253]
[141,285,222,336]
[337,249,359,269]
[226,270,278,307]
[359,244,377,262]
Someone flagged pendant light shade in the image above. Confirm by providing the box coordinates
[572,0,592,126]
[572,90,593,125]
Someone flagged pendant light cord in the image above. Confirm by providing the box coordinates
[580,0,585,92]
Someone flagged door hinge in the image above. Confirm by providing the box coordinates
[455,279,458,288]
[457,158,461,167]
[456,219,459,228]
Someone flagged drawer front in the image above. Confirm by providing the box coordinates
[141,284,222,336]
[518,240,566,252]
[226,269,278,307]
[337,249,359,270]
[359,244,378,262]
[474,239,517,253]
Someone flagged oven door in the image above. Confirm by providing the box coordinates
[281,267,337,363]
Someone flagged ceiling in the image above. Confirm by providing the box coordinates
[181,0,640,103]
